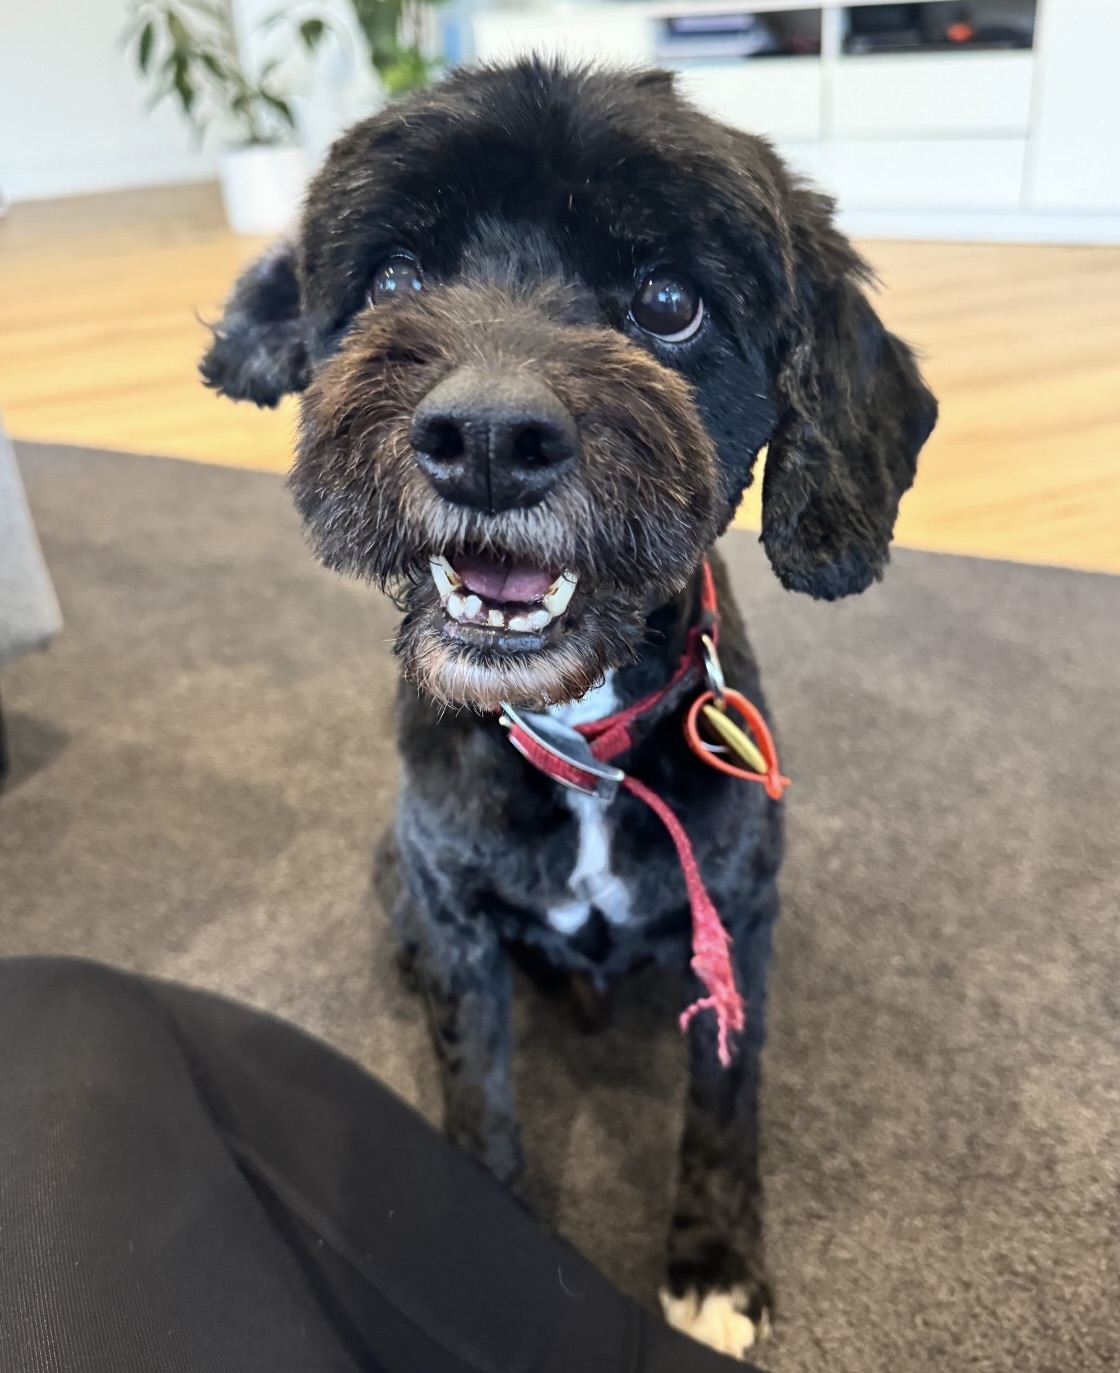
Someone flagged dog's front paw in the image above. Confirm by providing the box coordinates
[659,1286,771,1361]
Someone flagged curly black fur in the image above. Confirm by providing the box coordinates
[200,241,310,406]
[201,59,936,1347]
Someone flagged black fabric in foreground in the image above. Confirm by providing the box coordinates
[0,956,737,1373]
[1,443,1118,1373]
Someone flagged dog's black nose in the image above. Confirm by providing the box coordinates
[410,367,579,512]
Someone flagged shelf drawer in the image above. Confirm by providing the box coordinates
[828,139,1027,209]
[473,9,653,65]
[675,60,823,142]
[774,140,826,186]
[832,53,1035,138]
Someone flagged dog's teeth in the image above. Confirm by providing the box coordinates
[542,571,578,618]
[440,566,572,633]
[509,608,553,634]
[430,556,459,601]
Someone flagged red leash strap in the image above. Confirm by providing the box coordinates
[578,560,720,760]
[699,558,719,635]
[620,775,745,1067]
[509,717,747,1065]
[501,560,779,1068]
[510,729,604,794]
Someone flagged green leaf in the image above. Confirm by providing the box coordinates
[379,48,429,95]
[138,20,155,73]
[298,17,327,50]
[167,11,191,48]
[173,61,195,114]
[352,0,402,47]
[190,1,230,21]
[199,50,225,80]
[261,91,296,129]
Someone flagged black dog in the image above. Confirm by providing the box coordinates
[202,60,936,1359]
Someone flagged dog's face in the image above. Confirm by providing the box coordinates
[202,62,936,711]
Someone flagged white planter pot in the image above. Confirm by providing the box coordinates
[218,144,307,236]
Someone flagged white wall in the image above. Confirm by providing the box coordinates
[1027,0,1120,211]
[0,0,381,203]
[0,0,226,202]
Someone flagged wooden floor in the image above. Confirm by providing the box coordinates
[2,182,1118,573]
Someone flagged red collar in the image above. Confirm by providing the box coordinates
[499,560,790,1067]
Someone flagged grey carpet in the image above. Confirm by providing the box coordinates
[2,441,1117,1373]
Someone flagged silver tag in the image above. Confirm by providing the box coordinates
[500,703,624,803]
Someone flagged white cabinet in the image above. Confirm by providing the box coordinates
[470,0,1120,240]
[1028,0,1120,211]
[775,141,827,184]
[473,8,651,65]
[828,139,1027,209]
[831,53,1035,138]
[676,60,824,142]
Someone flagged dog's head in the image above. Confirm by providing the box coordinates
[202,61,936,711]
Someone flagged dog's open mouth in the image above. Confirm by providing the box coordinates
[406,547,642,709]
[429,553,579,649]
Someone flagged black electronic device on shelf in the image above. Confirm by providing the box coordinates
[658,7,823,62]
[843,0,1035,54]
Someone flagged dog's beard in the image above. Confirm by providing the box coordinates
[291,286,725,711]
[395,572,649,711]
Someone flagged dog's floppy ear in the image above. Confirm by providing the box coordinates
[199,240,310,408]
[761,189,937,600]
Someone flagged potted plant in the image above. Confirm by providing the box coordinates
[125,1,329,234]
[348,0,448,96]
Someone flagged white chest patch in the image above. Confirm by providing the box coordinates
[544,675,632,935]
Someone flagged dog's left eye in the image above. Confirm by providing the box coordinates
[629,269,704,342]
[369,254,424,305]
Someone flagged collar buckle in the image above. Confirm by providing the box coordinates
[700,632,726,702]
[499,703,624,803]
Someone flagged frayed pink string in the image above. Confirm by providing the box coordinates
[621,775,746,1066]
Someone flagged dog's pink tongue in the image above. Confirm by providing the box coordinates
[454,555,553,603]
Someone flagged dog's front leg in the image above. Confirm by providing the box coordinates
[408,893,524,1187]
[662,896,777,1360]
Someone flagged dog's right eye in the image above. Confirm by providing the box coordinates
[368,254,424,305]
[629,269,704,342]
